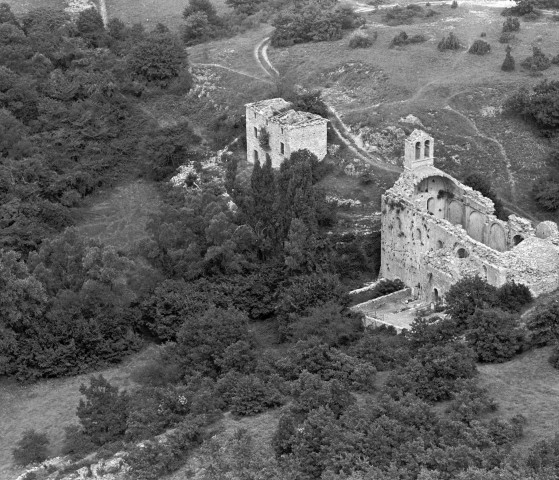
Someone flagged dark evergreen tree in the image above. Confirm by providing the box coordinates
[12,429,50,465]
[466,308,525,362]
[183,0,219,24]
[502,46,516,71]
[445,275,498,328]
[77,375,129,446]
[463,173,507,220]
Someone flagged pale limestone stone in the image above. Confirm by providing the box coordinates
[380,130,559,302]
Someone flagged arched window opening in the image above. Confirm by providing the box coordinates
[396,217,402,230]
[456,247,469,258]
[415,142,421,160]
[416,228,422,243]
[427,197,435,214]
[433,288,440,304]
[512,234,524,246]
[424,140,431,157]
[437,240,444,249]
[254,150,259,162]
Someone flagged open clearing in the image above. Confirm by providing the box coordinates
[0,347,155,480]
[3,0,66,13]
[105,0,230,31]
[75,180,162,252]
[263,2,559,219]
[479,346,559,452]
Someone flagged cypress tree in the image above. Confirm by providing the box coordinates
[502,46,515,71]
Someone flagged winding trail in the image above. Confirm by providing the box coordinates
[254,36,402,174]
[192,62,273,84]
[97,0,108,27]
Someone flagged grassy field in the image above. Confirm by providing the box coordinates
[0,347,156,479]
[75,180,162,252]
[105,0,230,31]
[2,0,67,14]
[265,3,559,218]
[479,346,559,452]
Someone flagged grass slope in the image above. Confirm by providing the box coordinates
[0,347,155,479]
[479,346,559,453]
[2,0,66,14]
[75,180,162,252]
[265,3,559,219]
[105,0,230,31]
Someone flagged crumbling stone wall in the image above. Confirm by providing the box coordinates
[246,98,328,169]
[380,129,559,302]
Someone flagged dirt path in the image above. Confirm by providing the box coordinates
[254,36,402,174]
[97,0,107,26]
[193,62,273,84]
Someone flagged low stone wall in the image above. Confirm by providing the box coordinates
[351,287,411,312]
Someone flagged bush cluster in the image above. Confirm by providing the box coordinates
[468,39,491,55]
[390,30,427,47]
[348,30,377,49]
[271,3,363,47]
[438,32,461,51]
[12,430,50,466]
[499,31,515,43]
[520,46,551,71]
[444,276,532,362]
[503,16,520,31]
[383,4,438,26]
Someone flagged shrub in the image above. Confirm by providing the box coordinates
[465,308,525,362]
[390,31,427,47]
[496,281,532,312]
[445,379,498,423]
[290,301,363,346]
[499,31,515,43]
[503,16,520,31]
[270,3,351,47]
[445,275,498,328]
[549,346,559,369]
[349,326,411,370]
[12,430,50,465]
[385,342,477,401]
[126,416,204,479]
[534,177,559,211]
[173,307,250,377]
[77,375,129,446]
[127,32,190,86]
[384,5,423,26]
[524,11,540,20]
[348,30,377,48]
[526,300,559,347]
[481,32,487,37]
[468,39,491,55]
[502,50,516,71]
[451,0,458,8]
[61,425,95,458]
[521,46,550,71]
[438,32,461,51]
[278,338,376,391]
[230,375,283,416]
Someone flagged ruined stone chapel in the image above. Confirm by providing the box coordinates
[381,129,559,303]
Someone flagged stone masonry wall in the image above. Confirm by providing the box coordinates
[380,130,559,303]
[246,100,327,169]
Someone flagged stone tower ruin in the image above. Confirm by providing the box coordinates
[381,129,559,303]
[245,98,328,168]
